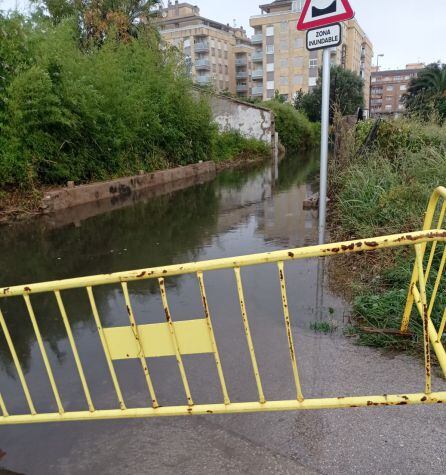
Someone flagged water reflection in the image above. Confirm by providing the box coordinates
[0,152,332,414]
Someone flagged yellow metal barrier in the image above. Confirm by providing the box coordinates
[1,188,446,425]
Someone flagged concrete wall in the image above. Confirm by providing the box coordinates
[42,161,216,214]
[209,94,275,146]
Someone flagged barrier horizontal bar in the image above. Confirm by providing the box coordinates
[2,230,446,299]
[1,392,445,425]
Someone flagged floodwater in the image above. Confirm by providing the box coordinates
[0,154,446,475]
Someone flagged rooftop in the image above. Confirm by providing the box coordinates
[259,0,293,14]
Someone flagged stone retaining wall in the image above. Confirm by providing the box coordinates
[42,161,216,213]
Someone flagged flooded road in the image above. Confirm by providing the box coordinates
[0,154,446,475]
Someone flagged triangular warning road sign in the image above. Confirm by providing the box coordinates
[297,0,354,31]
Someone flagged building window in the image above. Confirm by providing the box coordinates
[266,45,275,54]
[309,77,317,87]
[266,26,274,36]
[385,105,392,110]
[294,38,304,48]
[219,65,222,74]
[267,80,275,90]
[293,75,303,85]
[267,63,274,72]
[280,76,288,85]
[293,57,304,67]
[224,51,228,59]
[400,84,407,91]
[184,39,191,48]
[225,65,228,74]
[387,85,394,92]
[281,21,288,32]
[280,40,288,51]
[309,59,318,68]
[280,59,288,68]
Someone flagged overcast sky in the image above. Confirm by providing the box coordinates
[1,0,444,70]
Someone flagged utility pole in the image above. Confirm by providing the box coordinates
[318,48,331,245]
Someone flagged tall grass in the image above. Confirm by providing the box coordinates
[331,118,446,349]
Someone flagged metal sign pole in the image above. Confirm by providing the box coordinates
[318,47,331,245]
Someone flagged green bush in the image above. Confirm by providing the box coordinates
[212,131,270,163]
[0,19,216,189]
[261,100,320,152]
[355,119,446,160]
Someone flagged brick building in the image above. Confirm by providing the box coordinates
[370,63,425,117]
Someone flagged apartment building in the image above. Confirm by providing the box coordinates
[158,1,253,98]
[234,33,254,99]
[249,0,373,107]
[370,63,424,117]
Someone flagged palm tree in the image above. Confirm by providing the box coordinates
[404,63,446,123]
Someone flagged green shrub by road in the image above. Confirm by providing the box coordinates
[0,13,269,194]
[330,118,446,349]
[261,100,320,152]
[212,132,271,163]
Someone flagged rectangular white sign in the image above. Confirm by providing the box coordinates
[306,23,342,51]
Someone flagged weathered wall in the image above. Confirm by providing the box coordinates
[42,161,216,214]
[208,94,275,146]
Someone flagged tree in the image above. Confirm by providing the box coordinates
[292,89,305,110]
[31,0,161,45]
[296,65,364,122]
[404,63,446,124]
[0,13,37,132]
[274,89,287,103]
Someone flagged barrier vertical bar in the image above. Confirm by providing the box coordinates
[425,201,446,281]
[197,272,230,405]
[121,283,159,408]
[158,278,194,406]
[23,295,64,414]
[0,308,36,415]
[86,287,126,410]
[234,268,265,404]
[415,245,432,394]
[0,393,8,417]
[277,262,304,402]
[54,291,95,412]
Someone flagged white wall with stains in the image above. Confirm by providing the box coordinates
[209,95,275,146]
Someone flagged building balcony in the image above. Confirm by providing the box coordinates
[252,69,263,80]
[251,86,264,96]
[194,42,209,53]
[252,51,263,62]
[196,75,211,85]
[236,84,249,92]
[195,59,210,70]
[235,58,248,66]
[236,71,248,79]
[251,33,263,44]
